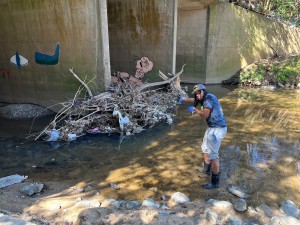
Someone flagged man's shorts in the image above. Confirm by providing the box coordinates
[201,127,227,160]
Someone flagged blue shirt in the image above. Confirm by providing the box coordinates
[202,93,227,128]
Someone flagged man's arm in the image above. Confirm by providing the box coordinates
[194,107,210,119]
[180,97,195,104]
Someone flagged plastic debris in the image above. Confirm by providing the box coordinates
[113,110,130,131]
[88,127,100,134]
[47,129,60,142]
[67,133,77,141]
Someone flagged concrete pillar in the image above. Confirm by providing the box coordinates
[204,6,210,84]
[172,0,178,74]
[96,0,111,91]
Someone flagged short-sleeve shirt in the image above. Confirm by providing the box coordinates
[203,93,227,128]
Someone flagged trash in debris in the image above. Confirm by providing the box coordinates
[47,129,60,142]
[67,133,77,141]
[30,64,187,142]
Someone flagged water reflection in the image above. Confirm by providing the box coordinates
[0,86,299,208]
[247,143,267,173]
[246,136,285,173]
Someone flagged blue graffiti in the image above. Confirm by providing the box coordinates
[35,42,60,65]
[15,51,21,68]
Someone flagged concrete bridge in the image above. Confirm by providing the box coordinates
[0,0,300,110]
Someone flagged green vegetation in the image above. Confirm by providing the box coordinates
[239,56,300,87]
[223,1,300,87]
[240,64,265,85]
[271,0,300,26]
[231,0,300,27]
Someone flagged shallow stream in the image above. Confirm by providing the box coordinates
[0,85,299,209]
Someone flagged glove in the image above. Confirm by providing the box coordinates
[187,106,195,113]
[178,96,185,103]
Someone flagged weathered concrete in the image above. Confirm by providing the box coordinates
[172,0,179,74]
[179,0,216,10]
[176,1,300,84]
[206,2,300,83]
[1,0,300,109]
[177,7,208,83]
[0,0,110,111]
[96,0,112,92]
[107,0,176,82]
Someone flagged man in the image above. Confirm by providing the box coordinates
[179,84,227,189]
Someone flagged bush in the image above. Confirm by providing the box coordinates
[273,57,300,84]
[239,56,300,86]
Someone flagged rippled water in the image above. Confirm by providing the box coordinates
[0,86,299,208]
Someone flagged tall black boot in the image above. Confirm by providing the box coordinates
[202,173,220,189]
[197,162,211,175]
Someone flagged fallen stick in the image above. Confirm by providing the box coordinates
[138,64,186,92]
[69,68,93,97]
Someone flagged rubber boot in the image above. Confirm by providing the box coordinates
[202,173,220,189]
[198,162,211,175]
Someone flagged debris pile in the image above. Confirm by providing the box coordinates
[32,65,187,142]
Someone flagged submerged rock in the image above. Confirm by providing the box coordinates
[208,199,233,209]
[101,198,121,209]
[19,183,44,196]
[227,185,249,199]
[125,201,140,209]
[256,203,275,218]
[226,214,243,225]
[269,216,300,225]
[204,208,219,223]
[170,192,190,205]
[0,104,54,119]
[279,200,300,219]
[0,174,28,188]
[142,198,160,209]
[233,198,247,212]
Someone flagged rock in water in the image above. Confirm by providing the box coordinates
[0,104,54,119]
[227,185,249,199]
[0,174,28,188]
[171,192,190,205]
[19,183,44,196]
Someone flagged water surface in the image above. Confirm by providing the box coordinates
[0,86,299,208]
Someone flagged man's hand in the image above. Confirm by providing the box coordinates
[178,96,185,103]
[187,106,195,113]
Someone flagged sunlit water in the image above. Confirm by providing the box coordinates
[0,86,299,208]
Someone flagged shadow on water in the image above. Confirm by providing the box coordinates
[0,85,299,210]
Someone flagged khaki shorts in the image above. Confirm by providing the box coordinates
[201,127,227,160]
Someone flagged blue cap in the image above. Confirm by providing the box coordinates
[193,84,206,93]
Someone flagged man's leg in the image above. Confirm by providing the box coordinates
[202,158,220,189]
[210,158,219,174]
[201,128,226,189]
[203,153,210,164]
[198,153,211,175]
[199,129,212,175]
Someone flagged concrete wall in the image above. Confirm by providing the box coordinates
[177,8,208,83]
[107,0,176,83]
[1,0,300,109]
[206,2,300,83]
[0,0,110,111]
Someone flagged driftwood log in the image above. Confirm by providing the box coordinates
[32,65,187,142]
